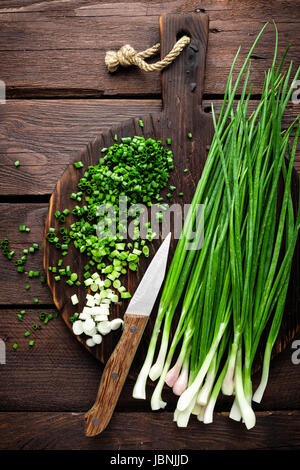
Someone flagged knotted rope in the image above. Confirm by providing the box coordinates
[105,35,190,73]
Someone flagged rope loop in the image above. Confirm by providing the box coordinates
[105,35,190,73]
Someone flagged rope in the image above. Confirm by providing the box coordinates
[105,35,190,73]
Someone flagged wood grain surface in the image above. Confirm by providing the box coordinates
[0,100,299,196]
[1,410,300,450]
[43,13,215,366]
[0,0,300,451]
[0,1,299,98]
[40,13,300,383]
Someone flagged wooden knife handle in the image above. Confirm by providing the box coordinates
[84,313,148,437]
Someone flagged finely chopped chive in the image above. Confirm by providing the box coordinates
[138,119,144,128]
[13,343,18,350]
[46,135,174,294]
[133,23,300,431]
[187,132,192,139]
[25,284,30,290]
[184,169,189,173]
[28,340,35,347]
[0,238,15,260]
[74,161,84,169]
[24,331,30,337]
[14,161,20,167]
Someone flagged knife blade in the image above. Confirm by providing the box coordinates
[126,232,171,316]
[85,233,171,436]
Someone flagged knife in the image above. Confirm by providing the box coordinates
[84,232,171,436]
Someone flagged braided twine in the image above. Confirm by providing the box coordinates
[105,35,191,73]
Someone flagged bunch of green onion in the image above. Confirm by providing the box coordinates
[133,23,300,430]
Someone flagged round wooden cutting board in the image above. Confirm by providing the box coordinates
[43,13,300,380]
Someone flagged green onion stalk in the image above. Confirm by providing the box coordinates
[132,24,268,401]
[133,22,300,430]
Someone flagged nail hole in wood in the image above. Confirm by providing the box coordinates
[204,105,212,114]
[176,30,191,41]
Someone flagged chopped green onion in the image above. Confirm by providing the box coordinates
[74,161,84,169]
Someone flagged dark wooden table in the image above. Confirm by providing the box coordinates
[0,0,300,452]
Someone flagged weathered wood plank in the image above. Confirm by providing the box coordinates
[0,203,52,304]
[2,0,300,21]
[0,306,179,412]
[0,1,299,97]
[0,99,299,196]
[0,410,300,450]
[0,99,162,195]
[0,304,299,412]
